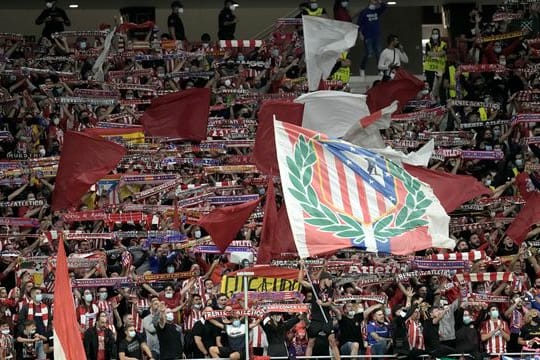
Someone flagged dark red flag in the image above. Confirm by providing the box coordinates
[52,131,126,211]
[257,180,278,264]
[366,69,425,113]
[506,192,540,245]
[198,197,261,253]
[141,88,211,141]
[404,165,491,213]
[253,100,304,175]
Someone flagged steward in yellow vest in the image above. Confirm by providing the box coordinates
[331,51,352,83]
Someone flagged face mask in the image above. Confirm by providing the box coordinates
[224,80,232,87]
[194,304,203,310]
[99,292,108,301]
[271,49,280,57]
[272,315,282,322]
[202,43,210,48]
[53,118,60,125]
[369,4,376,10]
[128,330,136,338]
[79,42,87,50]
[484,179,491,186]
[341,1,349,7]
[463,315,472,325]
[177,8,184,14]
[165,292,173,299]
[229,5,236,11]
[84,294,93,303]
[38,148,46,157]
[515,159,523,167]
[384,308,391,316]
[46,2,53,8]
[493,129,501,137]
[9,75,16,82]
[431,34,439,41]
[494,47,502,54]
[310,2,318,9]
[167,266,175,274]
[347,310,356,318]
[126,95,134,100]
[194,230,202,238]
[490,310,499,319]
[0,329,9,335]
[237,55,245,62]
[232,319,241,327]
[166,313,174,322]
[400,310,407,318]
[35,294,43,302]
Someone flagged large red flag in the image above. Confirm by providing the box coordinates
[257,180,278,264]
[253,100,304,175]
[198,197,261,253]
[52,131,126,211]
[141,88,211,141]
[53,237,87,359]
[404,165,491,213]
[506,192,540,245]
[366,69,425,113]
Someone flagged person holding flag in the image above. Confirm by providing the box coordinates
[298,264,341,360]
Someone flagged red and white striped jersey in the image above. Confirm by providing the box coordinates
[183,307,203,331]
[132,299,150,333]
[77,303,100,333]
[406,318,424,350]
[250,324,268,348]
[481,319,508,354]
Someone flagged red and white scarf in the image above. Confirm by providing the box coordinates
[27,301,49,327]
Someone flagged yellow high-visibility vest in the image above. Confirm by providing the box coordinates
[479,107,488,121]
[304,7,324,16]
[423,41,447,75]
[331,51,351,83]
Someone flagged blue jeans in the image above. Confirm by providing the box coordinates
[370,339,390,355]
[360,36,382,71]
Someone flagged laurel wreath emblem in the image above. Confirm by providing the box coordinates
[286,135,432,246]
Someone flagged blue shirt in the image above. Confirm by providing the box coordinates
[357,3,387,39]
[366,321,391,345]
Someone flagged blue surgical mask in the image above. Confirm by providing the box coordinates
[237,55,245,62]
[128,330,136,338]
[35,294,43,302]
[232,319,241,327]
[490,310,499,319]
[463,315,472,325]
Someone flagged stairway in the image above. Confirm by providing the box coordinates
[348,75,382,94]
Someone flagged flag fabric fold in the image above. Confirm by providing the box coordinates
[253,100,304,175]
[404,165,491,213]
[366,69,425,113]
[274,120,454,258]
[341,100,397,149]
[294,91,370,138]
[141,88,211,141]
[198,197,261,253]
[52,131,126,211]
[53,237,87,360]
[302,16,358,91]
[506,192,540,245]
[370,140,435,167]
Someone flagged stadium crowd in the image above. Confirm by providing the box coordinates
[1,0,540,359]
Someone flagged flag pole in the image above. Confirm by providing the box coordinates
[303,265,329,324]
[238,271,254,360]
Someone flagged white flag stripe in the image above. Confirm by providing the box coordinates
[321,145,344,211]
[344,165,364,220]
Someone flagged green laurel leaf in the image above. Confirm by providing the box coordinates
[417,199,432,209]
[303,204,327,219]
[374,214,393,233]
[396,207,409,226]
[320,225,352,233]
[289,188,307,203]
[402,219,429,228]
[306,186,318,206]
[336,230,364,238]
[405,194,415,209]
[302,167,312,188]
[287,157,301,179]
[321,205,340,224]
[305,151,317,166]
[339,214,365,233]
[305,218,338,227]
[289,175,304,194]
[409,210,427,220]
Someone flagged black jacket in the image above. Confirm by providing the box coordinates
[83,326,117,360]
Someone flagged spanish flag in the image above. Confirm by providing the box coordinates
[84,127,145,144]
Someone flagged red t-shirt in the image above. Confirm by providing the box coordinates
[97,329,106,360]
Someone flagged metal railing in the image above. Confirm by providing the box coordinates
[251,8,300,40]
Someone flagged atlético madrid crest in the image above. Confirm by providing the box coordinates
[279,118,446,255]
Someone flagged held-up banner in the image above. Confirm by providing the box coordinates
[220,275,301,297]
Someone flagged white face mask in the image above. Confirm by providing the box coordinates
[177,8,184,14]
[39,148,46,156]
[341,1,349,7]
[431,34,439,41]
[46,2,54,8]
[84,294,93,303]
[347,310,355,318]
[232,319,241,327]
[167,266,175,274]
[310,2,318,9]
[369,4,376,10]
[229,5,236,11]
[0,329,9,335]
[202,43,210,48]
[128,330,136,338]
[165,292,173,299]
[79,42,87,50]
[52,117,60,125]
[165,312,174,321]
[99,292,108,301]
[223,80,232,87]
